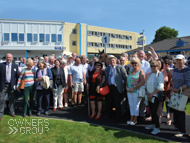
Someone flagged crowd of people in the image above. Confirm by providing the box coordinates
[0,47,190,137]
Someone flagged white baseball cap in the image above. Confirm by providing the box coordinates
[109,55,117,60]
[147,51,152,56]
[175,54,184,60]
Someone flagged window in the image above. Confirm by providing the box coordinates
[33,34,38,42]
[88,31,92,36]
[27,33,32,42]
[11,33,17,41]
[92,31,94,36]
[58,34,62,42]
[45,34,50,42]
[19,33,24,42]
[39,34,44,42]
[130,36,132,40]
[51,34,56,42]
[88,42,92,46]
[72,29,77,34]
[4,33,9,41]
[72,41,77,46]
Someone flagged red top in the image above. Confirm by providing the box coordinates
[92,71,101,83]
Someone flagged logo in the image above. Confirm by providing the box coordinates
[8,119,49,134]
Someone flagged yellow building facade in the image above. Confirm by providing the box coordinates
[64,22,146,56]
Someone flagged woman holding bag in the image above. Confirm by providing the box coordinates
[145,61,164,135]
[17,58,35,117]
[35,60,52,116]
[51,59,66,111]
[126,57,145,125]
[168,54,190,137]
[88,61,105,119]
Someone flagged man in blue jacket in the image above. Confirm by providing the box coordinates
[0,53,19,121]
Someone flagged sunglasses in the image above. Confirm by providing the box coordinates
[164,62,169,65]
[151,65,157,67]
[96,64,101,67]
[120,60,125,61]
[131,62,137,65]
[173,62,176,64]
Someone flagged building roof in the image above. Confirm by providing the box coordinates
[127,36,190,54]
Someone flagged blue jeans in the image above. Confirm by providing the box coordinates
[36,89,50,113]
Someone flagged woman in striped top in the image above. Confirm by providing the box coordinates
[17,58,35,117]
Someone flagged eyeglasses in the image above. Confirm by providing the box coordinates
[151,65,157,67]
[173,62,176,64]
[120,60,124,61]
[131,62,137,65]
[96,65,101,67]
[164,62,169,65]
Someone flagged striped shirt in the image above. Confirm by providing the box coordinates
[17,69,35,87]
[172,67,190,89]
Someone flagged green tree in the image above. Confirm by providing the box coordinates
[152,26,178,43]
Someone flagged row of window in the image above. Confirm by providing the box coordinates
[3,33,62,42]
[88,42,132,49]
[88,31,132,40]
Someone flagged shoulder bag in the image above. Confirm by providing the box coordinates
[137,70,145,98]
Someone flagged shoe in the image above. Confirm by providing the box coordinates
[166,120,172,126]
[11,114,16,117]
[44,111,48,115]
[103,114,112,119]
[95,114,101,120]
[78,103,85,107]
[64,104,68,108]
[23,114,26,118]
[89,113,96,118]
[145,125,154,130]
[53,108,56,111]
[37,112,41,116]
[145,117,152,121]
[29,112,32,117]
[74,103,77,108]
[130,121,137,126]
[126,121,131,125]
[59,107,64,111]
[151,128,160,135]
[115,117,121,122]
[170,127,178,131]
[175,132,184,137]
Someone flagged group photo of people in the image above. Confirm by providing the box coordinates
[0,47,190,138]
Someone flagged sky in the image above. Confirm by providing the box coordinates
[0,0,190,44]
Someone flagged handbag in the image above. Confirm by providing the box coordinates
[20,70,25,89]
[168,87,188,111]
[64,86,70,93]
[20,80,25,89]
[137,70,145,98]
[99,85,110,96]
[137,85,145,98]
[157,91,165,102]
[183,69,190,98]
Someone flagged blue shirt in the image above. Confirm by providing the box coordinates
[19,62,26,67]
[109,65,116,86]
[69,64,84,83]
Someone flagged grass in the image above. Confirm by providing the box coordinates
[0,115,171,143]
[163,102,190,115]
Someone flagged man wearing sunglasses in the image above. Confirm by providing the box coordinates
[104,55,128,121]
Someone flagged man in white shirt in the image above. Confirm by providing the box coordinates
[138,50,151,121]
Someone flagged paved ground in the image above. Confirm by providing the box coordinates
[4,100,190,142]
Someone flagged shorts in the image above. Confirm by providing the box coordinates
[72,82,84,92]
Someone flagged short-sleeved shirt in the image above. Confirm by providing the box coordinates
[141,60,151,78]
[69,64,84,83]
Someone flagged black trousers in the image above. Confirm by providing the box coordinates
[173,109,186,133]
[105,85,121,118]
[149,97,160,128]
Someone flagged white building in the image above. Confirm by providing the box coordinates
[0,19,65,60]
